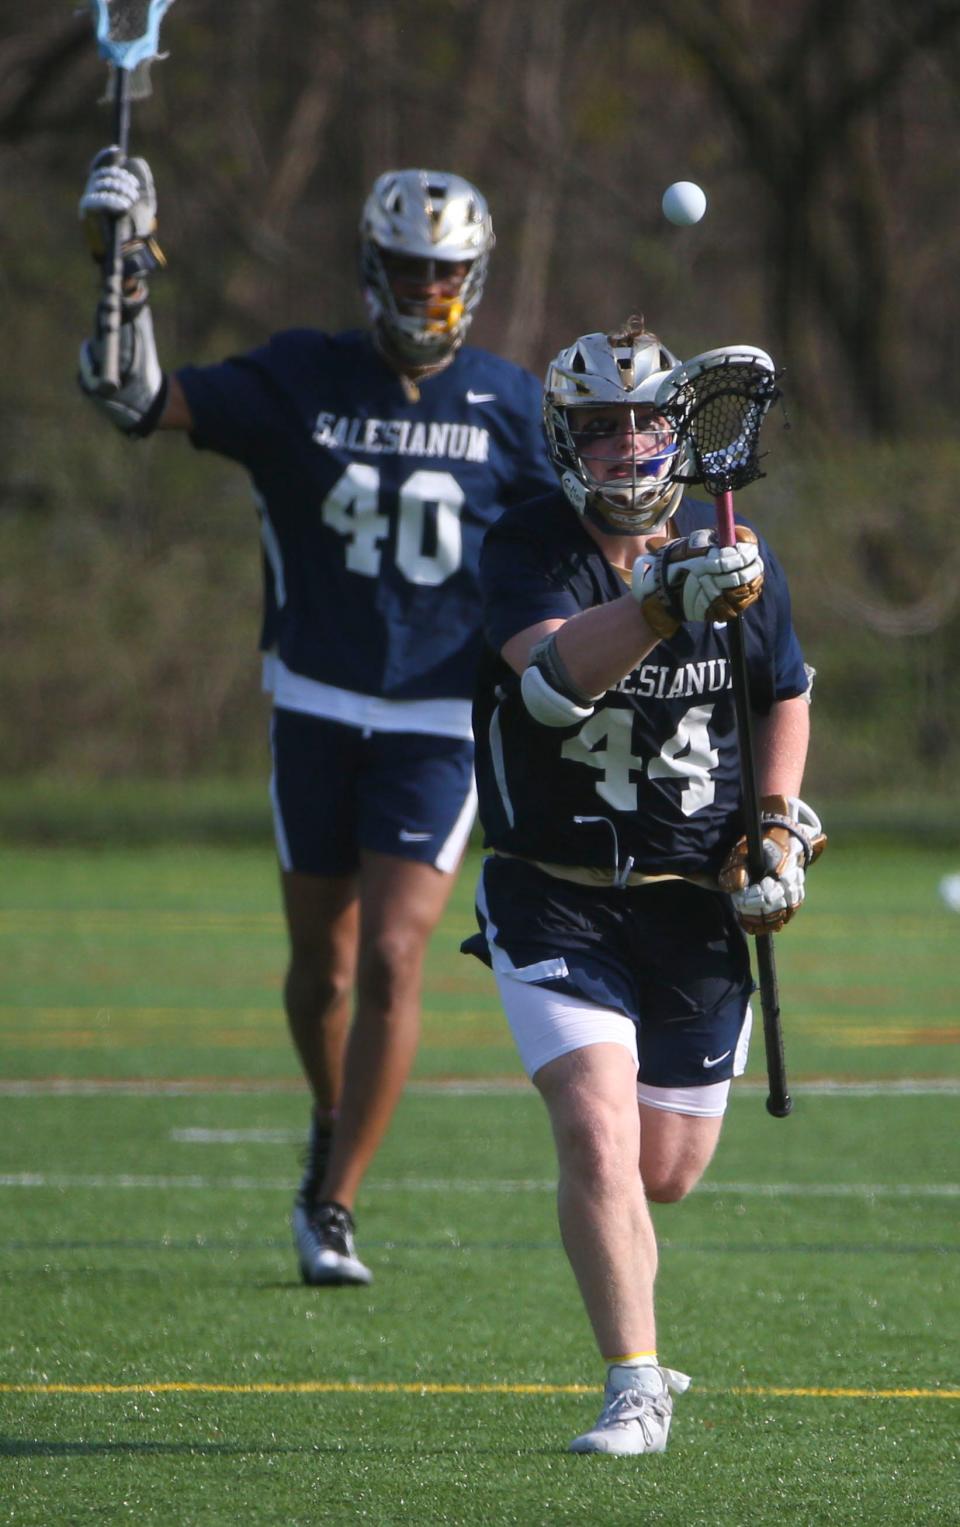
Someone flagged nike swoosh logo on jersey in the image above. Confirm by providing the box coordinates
[398,829,432,842]
[702,1050,732,1069]
[466,390,497,403]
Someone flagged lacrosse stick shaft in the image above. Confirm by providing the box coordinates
[96,68,132,397]
[715,490,792,1117]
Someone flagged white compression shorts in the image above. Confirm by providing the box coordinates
[495,969,752,1119]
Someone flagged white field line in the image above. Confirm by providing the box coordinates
[1,1078,959,1098]
[0,1172,957,1198]
[172,1128,301,1143]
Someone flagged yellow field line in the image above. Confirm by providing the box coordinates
[1,1382,956,1400]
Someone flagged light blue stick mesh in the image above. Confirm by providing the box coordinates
[89,0,175,70]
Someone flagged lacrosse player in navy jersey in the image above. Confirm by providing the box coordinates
[77,155,557,1287]
[463,317,825,1454]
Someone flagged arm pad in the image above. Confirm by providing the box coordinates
[520,632,599,727]
[78,305,166,437]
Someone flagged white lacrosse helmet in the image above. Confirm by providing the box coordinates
[360,169,495,364]
[544,324,689,535]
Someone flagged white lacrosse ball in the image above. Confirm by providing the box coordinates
[939,873,960,912]
[662,181,707,226]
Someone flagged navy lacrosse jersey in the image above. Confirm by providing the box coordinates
[473,491,809,879]
[177,330,556,704]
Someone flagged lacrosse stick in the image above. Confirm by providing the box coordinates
[657,347,792,1117]
[88,0,175,396]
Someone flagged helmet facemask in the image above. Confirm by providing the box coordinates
[543,324,689,535]
[554,405,682,535]
[360,169,495,367]
[361,242,489,365]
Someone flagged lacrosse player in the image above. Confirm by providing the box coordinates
[77,156,556,1287]
[463,318,825,1454]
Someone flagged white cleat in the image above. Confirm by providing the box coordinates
[569,1366,691,1455]
[292,1199,372,1287]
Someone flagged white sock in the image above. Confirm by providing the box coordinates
[606,1353,660,1395]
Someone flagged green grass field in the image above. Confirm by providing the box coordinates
[2,837,958,1524]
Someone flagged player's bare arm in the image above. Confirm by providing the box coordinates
[501,598,662,695]
[156,373,193,431]
[753,693,810,800]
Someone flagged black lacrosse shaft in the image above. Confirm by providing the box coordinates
[96,67,132,397]
[727,615,792,1118]
[715,491,792,1118]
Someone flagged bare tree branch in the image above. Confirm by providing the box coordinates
[502,5,568,365]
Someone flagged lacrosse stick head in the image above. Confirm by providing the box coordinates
[90,0,174,68]
[90,0,175,102]
[543,322,692,536]
[655,346,782,498]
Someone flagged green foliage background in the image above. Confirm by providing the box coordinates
[2,1,959,818]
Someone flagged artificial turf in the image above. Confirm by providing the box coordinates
[1,839,958,1523]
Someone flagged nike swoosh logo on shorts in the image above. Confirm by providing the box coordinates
[702,1050,732,1069]
[398,829,432,842]
[466,390,497,403]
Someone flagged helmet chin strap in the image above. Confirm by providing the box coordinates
[371,326,457,399]
[588,479,684,537]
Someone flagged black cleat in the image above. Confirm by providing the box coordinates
[293,1199,372,1287]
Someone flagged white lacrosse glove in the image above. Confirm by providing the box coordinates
[719,795,827,934]
[80,148,166,305]
[631,526,764,640]
[78,149,167,435]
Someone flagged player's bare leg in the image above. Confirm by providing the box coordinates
[284,869,371,1286]
[637,1104,724,1204]
[533,1043,657,1357]
[320,850,460,1210]
[575,1105,720,1454]
[287,851,460,1285]
[281,871,359,1115]
[534,1047,717,1454]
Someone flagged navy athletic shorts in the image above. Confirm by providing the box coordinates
[270,707,477,877]
[463,854,755,1088]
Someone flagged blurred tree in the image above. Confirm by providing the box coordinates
[0,0,957,798]
[646,0,960,434]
